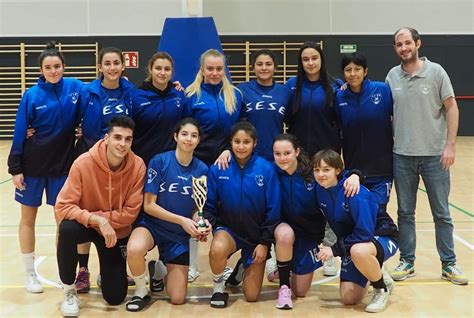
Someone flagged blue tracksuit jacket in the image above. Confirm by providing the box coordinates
[237,80,291,161]
[8,77,83,176]
[335,79,393,177]
[204,154,281,246]
[277,166,326,242]
[186,83,241,166]
[131,81,187,165]
[75,77,134,156]
[316,176,398,257]
[286,76,342,157]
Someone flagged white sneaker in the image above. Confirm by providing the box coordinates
[323,256,338,276]
[26,272,43,293]
[61,289,80,316]
[366,288,389,313]
[382,266,395,294]
[188,267,200,283]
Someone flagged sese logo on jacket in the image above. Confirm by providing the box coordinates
[71,92,79,104]
[255,175,264,187]
[147,168,157,184]
[371,93,382,105]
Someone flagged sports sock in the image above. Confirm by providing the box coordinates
[132,271,148,298]
[212,271,225,294]
[78,254,89,269]
[277,260,291,288]
[22,252,35,274]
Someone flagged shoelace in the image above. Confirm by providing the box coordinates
[395,262,410,271]
[77,272,89,285]
[280,288,291,298]
[446,265,462,275]
[371,290,385,304]
[66,292,77,305]
[28,273,40,284]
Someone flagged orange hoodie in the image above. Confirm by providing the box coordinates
[55,139,146,239]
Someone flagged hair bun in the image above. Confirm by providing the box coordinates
[45,41,57,50]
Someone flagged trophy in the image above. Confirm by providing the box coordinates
[192,175,208,233]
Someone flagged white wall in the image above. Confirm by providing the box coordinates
[1,0,472,36]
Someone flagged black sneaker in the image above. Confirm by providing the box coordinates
[148,260,165,292]
[225,258,244,287]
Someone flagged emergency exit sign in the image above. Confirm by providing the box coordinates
[340,44,357,53]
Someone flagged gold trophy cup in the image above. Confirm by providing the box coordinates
[192,175,208,233]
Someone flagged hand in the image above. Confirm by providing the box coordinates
[252,244,268,263]
[12,173,26,191]
[98,219,117,248]
[196,219,212,242]
[26,126,36,139]
[343,174,360,197]
[75,126,83,139]
[440,143,455,170]
[180,217,201,237]
[173,80,184,92]
[340,82,348,91]
[317,244,333,262]
[214,150,231,170]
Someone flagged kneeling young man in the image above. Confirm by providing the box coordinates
[55,115,146,316]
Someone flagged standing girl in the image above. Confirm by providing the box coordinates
[7,41,83,293]
[73,46,135,292]
[285,41,343,276]
[205,121,280,308]
[185,49,242,282]
[313,149,398,313]
[125,118,209,311]
[131,52,187,165]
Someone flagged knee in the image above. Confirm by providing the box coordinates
[103,291,126,306]
[169,295,186,305]
[350,244,367,263]
[58,221,78,240]
[244,293,259,302]
[126,241,146,260]
[294,291,307,298]
[210,240,229,259]
[341,294,359,306]
[275,229,294,246]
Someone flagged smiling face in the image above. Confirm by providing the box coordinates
[231,129,256,166]
[394,29,421,64]
[313,159,341,189]
[104,126,133,166]
[99,52,125,83]
[254,54,275,85]
[40,56,64,84]
[174,123,200,153]
[202,55,225,85]
[343,62,367,93]
[301,48,321,80]
[150,58,172,89]
[273,140,299,175]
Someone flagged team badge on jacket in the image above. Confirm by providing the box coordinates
[255,175,264,187]
[147,168,158,184]
[371,93,382,105]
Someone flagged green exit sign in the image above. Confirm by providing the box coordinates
[340,44,357,53]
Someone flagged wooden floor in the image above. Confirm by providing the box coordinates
[0,138,472,317]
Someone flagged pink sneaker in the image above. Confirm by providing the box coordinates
[276,285,293,309]
[267,269,279,282]
[75,267,90,293]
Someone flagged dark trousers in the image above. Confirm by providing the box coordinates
[57,220,129,305]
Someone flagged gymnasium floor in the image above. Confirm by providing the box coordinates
[0,138,472,317]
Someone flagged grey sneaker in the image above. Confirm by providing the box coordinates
[442,263,469,285]
[382,266,395,294]
[390,259,415,281]
[61,289,80,316]
[366,288,390,313]
[323,256,338,276]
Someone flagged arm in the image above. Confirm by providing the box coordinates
[343,195,377,252]
[143,192,201,237]
[259,167,281,247]
[441,96,459,170]
[8,93,30,176]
